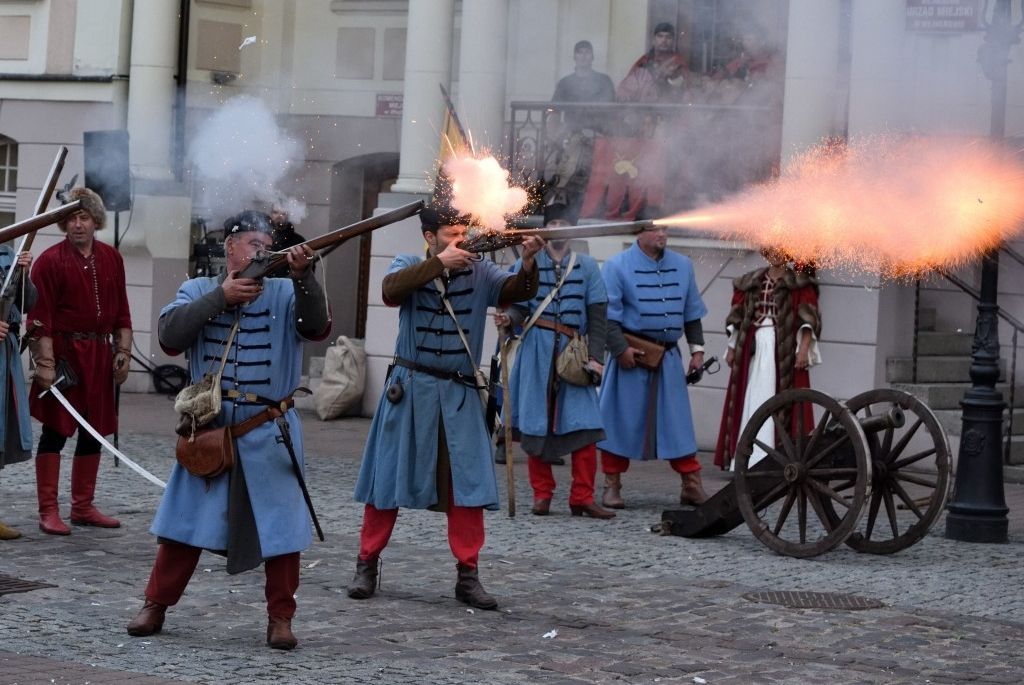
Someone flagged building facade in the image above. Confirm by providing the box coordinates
[0,0,1021,457]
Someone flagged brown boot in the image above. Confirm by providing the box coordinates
[454,563,498,610]
[680,470,709,506]
[70,455,120,528]
[36,453,69,535]
[346,557,379,599]
[127,600,167,637]
[601,473,625,509]
[267,615,298,650]
[569,502,617,519]
[0,519,21,540]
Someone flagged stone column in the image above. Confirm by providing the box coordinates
[126,0,177,182]
[392,0,456,193]
[457,0,509,155]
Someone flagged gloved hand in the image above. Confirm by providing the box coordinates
[113,328,133,386]
[29,336,56,391]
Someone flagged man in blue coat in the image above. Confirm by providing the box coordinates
[126,210,331,650]
[496,202,615,519]
[597,225,710,508]
[347,202,543,610]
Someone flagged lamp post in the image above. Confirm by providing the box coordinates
[945,0,1022,543]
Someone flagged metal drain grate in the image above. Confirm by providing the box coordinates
[0,573,56,596]
[743,590,884,610]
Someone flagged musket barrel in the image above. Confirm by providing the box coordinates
[459,219,655,254]
[0,200,82,246]
[237,200,424,279]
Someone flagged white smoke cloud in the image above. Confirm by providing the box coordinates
[188,95,307,225]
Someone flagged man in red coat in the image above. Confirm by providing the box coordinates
[714,248,821,470]
[27,187,133,534]
[616,22,693,104]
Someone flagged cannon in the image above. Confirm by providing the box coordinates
[659,388,952,558]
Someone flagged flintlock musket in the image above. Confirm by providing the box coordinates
[0,201,83,248]
[237,200,425,279]
[0,146,69,320]
[457,219,655,254]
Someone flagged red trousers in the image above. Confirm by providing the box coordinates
[601,451,701,474]
[527,443,598,506]
[358,501,485,568]
[143,542,300,618]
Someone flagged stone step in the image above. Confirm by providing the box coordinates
[916,330,974,356]
[931,407,1024,437]
[886,356,1006,384]
[890,382,1024,410]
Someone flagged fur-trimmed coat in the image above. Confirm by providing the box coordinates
[713,266,821,469]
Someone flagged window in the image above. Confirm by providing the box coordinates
[0,136,17,228]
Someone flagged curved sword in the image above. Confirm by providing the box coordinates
[39,381,167,489]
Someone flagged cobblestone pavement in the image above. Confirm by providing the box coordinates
[1,392,1023,684]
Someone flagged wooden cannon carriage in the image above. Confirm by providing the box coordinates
[659,388,953,558]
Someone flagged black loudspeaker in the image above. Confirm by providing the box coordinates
[83,130,131,212]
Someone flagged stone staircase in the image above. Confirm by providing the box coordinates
[886,309,1024,483]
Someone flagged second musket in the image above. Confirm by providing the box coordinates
[458,219,655,254]
[0,201,83,248]
[238,200,425,280]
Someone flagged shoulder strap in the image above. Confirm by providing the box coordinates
[212,313,241,377]
[519,251,576,336]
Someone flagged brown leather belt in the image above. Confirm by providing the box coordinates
[228,391,305,439]
[534,318,579,339]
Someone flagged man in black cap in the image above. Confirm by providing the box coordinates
[494,202,614,519]
[616,22,692,104]
[127,208,331,650]
[347,201,544,611]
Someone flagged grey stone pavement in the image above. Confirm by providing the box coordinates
[1,392,1024,685]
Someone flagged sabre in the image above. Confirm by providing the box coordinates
[39,381,167,489]
[458,219,654,254]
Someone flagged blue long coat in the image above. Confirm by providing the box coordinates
[151,278,316,559]
[355,254,511,511]
[597,243,708,460]
[508,250,606,440]
[0,246,34,468]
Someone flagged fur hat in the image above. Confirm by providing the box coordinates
[59,187,107,231]
[224,210,273,236]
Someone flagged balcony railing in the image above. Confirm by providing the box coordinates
[507,100,777,218]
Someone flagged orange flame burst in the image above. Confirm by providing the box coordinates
[656,135,1024,278]
[443,154,529,232]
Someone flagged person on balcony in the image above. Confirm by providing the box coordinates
[548,40,616,212]
[615,23,693,105]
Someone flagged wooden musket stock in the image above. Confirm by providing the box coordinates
[0,201,83,247]
[237,200,425,279]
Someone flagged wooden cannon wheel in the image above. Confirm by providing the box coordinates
[734,388,872,558]
[823,388,952,554]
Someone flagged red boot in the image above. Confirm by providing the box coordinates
[36,453,69,535]
[70,454,120,528]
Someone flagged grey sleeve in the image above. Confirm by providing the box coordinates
[684,319,705,346]
[586,302,607,360]
[293,269,331,338]
[158,287,229,352]
[606,319,627,358]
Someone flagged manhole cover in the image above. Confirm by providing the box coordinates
[0,574,56,596]
[742,590,884,610]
